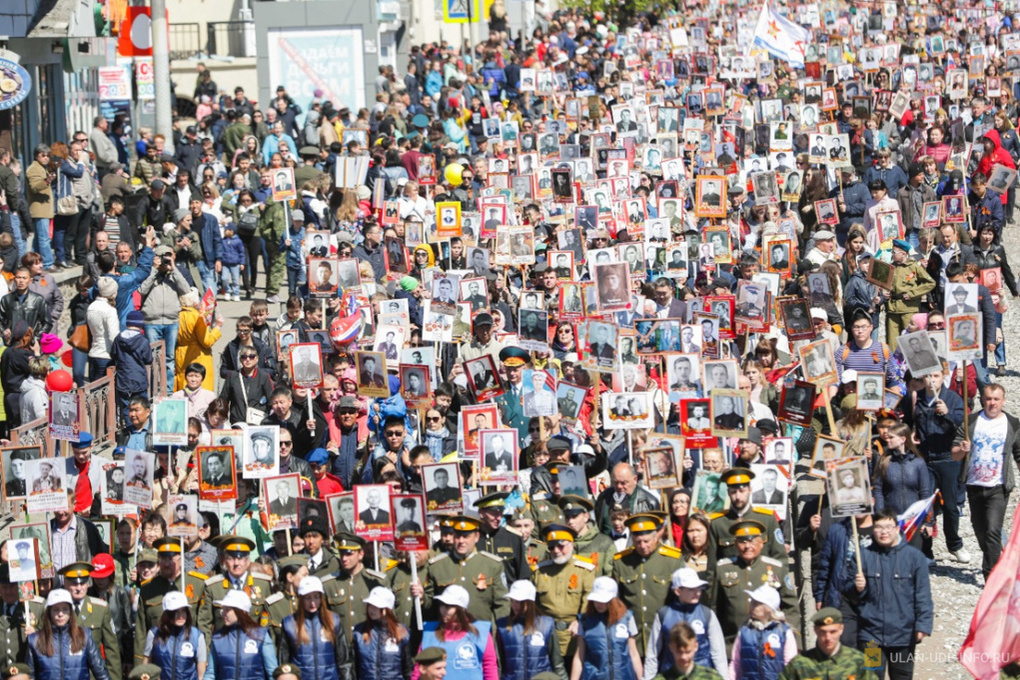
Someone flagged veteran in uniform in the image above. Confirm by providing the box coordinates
[708,469,786,569]
[0,566,44,668]
[532,524,595,656]
[413,515,508,625]
[324,533,384,642]
[263,555,308,645]
[886,238,937,350]
[61,562,122,680]
[611,514,683,653]
[560,495,616,576]
[496,347,531,440]
[510,507,548,571]
[135,538,210,659]
[201,535,272,632]
[474,492,529,583]
[779,608,878,680]
[528,461,566,534]
[708,521,799,648]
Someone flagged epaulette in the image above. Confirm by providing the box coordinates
[383,558,399,571]
[89,597,107,607]
[478,550,502,562]
[265,592,285,605]
[251,571,272,581]
[428,552,450,565]
[573,556,595,571]
[320,573,337,583]
[30,596,44,604]
[718,557,735,566]
[504,526,523,537]
[753,507,777,517]
[614,547,634,560]
[709,512,727,520]
[658,545,682,559]
[536,560,552,569]
[761,556,784,567]
[365,568,386,580]
[204,574,224,585]
[188,571,208,581]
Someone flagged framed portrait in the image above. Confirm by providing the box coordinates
[899,330,942,377]
[211,428,244,479]
[462,403,499,455]
[8,522,53,578]
[521,369,557,418]
[121,450,154,509]
[634,318,683,355]
[308,258,339,297]
[585,320,618,371]
[765,239,793,277]
[602,391,655,430]
[373,324,406,365]
[691,470,729,514]
[866,258,895,290]
[336,258,361,291]
[7,537,39,582]
[354,350,389,398]
[695,176,726,218]
[799,339,838,387]
[399,364,432,408]
[592,262,632,312]
[297,497,327,528]
[814,198,839,226]
[326,492,355,535]
[855,372,886,411]
[778,380,816,426]
[354,484,394,541]
[922,201,941,229]
[463,354,503,403]
[827,457,873,518]
[276,329,299,361]
[706,295,735,339]
[270,167,296,202]
[780,298,815,341]
[980,267,1003,293]
[810,435,846,479]
[152,398,188,446]
[781,170,803,202]
[750,464,789,519]
[48,391,80,442]
[947,313,983,361]
[703,358,738,393]
[242,425,280,478]
[196,446,237,501]
[875,211,903,243]
[765,437,794,466]
[479,429,519,485]
[422,461,463,515]
[642,446,680,489]
[710,389,748,438]
[518,308,550,351]
[942,194,966,223]
[289,342,324,389]
[1,445,41,502]
[263,473,301,530]
[989,164,1017,196]
[556,382,587,420]
[667,353,702,400]
[166,494,199,538]
[392,494,428,551]
[436,201,462,238]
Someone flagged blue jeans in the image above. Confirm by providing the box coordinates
[995,310,1006,366]
[196,260,217,296]
[9,213,26,260]
[72,347,88,387]
[287,266,306,297]
[34,217,53,268]
[222,264,241,297]
[145,322,179,394]
[89,357,112,382]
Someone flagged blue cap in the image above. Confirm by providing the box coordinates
[412,114,430,129]
[306,448,330,466]
[113,446,127,457]
[892,238,911,252]
[73,432,94,448]
[126,310,145,328]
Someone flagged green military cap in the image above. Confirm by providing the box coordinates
[3,664,30,679]
[813,607,844,625]
[127,664,162,680]
[544,459,562,475]
[625,513,662,534]
[542,523,576,543]
[153,537,184,554]
[59,561,93,580]
[499,346,531,367]
[475,491,510,509]
[137,548,158,564]
[450,515,483,532]
[438,517,456,532]
[720,468,756,487]
[335,533,366,551]
[273,664,302,680]
[278,555,308,569]
[557,495,594,514]
[729,520,766,538]
[415,647,447,665]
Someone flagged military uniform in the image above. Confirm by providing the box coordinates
[574,524,617,577]
[779,644,878,679]
[475,493,530,583]
[134,572,210,658]
[529,492,564,534]
[0,595,44,668]
[325,568,385,642]
[259,197,287,295]
[203,570,273,631]
[886,249,936,350]
[533,554,594,655]
[708,507,786,567]
[73,597,122,680]
[385,560,421,632]
[306,549,342,579]
[423,550,508,624]
[709,553,799,645]
[497,347,532,440]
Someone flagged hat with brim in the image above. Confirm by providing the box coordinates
[499,346,530,367]
[745,585,781,611]
[893,239,911,252]
[363,586,396,610]
[436,584,471,609]
[586,576,618,603]
[215,589,253,612]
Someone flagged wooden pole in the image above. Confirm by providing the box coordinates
[821,387,838,435]
[286,528,292,556]
[180,536,185,592]
[962,360,970,444]
[851,515,863,574]
[410,557,424,631]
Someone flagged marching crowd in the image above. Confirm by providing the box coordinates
[4,1,1020,680]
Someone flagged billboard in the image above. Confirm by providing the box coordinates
[266,27,365,111]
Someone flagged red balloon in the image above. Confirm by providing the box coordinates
[46,369,74,392]
[61,351,74,368]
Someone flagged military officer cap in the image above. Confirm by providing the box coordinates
[128,664,162,680]
[813,607,844,626]
[546,435,572,453]
[175,502,188,511]
[558,495,594,515]
[438,517,456,533]
[154,537,184,554]
[137,548,159,565]
[543,523,576,543]
[720,468,756,487]
[3,664,30,680]
[9,449,29,461]
[730,520,766,538]
[544,460,562,475]
[60,561,93,582]
[400,498,417,509]
[273,664,302,680]
[415,647,447,666]
[625,513,662,535]
[335,533,366,551]
[279,555,308,569]
[299,146,319,158]
[499,346,531,367]
[299,515,329,539]
[220,535,256,557]
[475,491,510,510]
[450,515,482,532]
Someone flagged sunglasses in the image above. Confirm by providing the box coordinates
[280,441,293,447]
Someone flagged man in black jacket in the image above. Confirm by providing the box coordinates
[219,316,278,380]
[0,268,49,339]
[135,180,174,231]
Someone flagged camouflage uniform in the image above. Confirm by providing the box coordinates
[259,196,287,296]
[779,645,879,680]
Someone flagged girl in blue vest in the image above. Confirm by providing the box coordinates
[204,590,276,680]
[143,591,207,680]
[279,576,355,680]
[570,577,642,680]
[495,580,566,680]
[416,585,498,680]
[728,585,797,680]
[26,589,111,680]
[353,586,413,680]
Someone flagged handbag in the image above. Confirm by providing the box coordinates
[69,323,92,352]
[56,168,78,216]
[236,209,258,236]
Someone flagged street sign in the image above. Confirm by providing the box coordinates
[135,59,154,100]
[98,66,131,101]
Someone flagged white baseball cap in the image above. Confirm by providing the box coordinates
[297,576,325,597]
[745,585,781,612]
[586,576,619,604]
[45,589,73,608]
[506,580,537,602]
[214,589,252,613]
[671,568,708,590]
[163,591,190,612]
[436,585,471,609]
[841,369,859,385]
[364,586,396,610]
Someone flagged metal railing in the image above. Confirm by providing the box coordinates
[169,23,203,60]
[207,21,252,58]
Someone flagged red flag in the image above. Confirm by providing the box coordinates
[959,502,1020,678]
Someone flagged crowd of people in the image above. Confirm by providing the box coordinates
[3,1,1020,679]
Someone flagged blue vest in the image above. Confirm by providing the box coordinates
[351,621,409,680]
[149,626,203,680]
[495,615,555,680]
[281,612,342,680]
[737,622,790,680]
[420,621,491,680]
[209,626,268,680]
[655,602,712,671]
[578,611,637,680]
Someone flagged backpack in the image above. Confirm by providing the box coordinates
[236,209,258,236]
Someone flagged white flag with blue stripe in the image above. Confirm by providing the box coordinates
[752,3,810,69]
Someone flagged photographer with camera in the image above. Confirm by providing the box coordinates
[139,244,191,394]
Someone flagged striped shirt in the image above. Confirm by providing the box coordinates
[834,339,906,394]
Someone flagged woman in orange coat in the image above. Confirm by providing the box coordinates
[174,288,223,391]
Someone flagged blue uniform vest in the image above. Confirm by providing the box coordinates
[149,626,203,680]
[352,621,409,680]
[281,612,342,680]
[737,622,790,680]
[655,602,712,671]
[578,611,637,680]
[209,626,268,680]
[495,615,555,680]
[420,621,491,680]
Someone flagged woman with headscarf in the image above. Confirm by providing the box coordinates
[26,589,111,680]
[279,576,354,680]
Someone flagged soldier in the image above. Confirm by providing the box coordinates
[201,535,272,632]
[474,492,529,583]
[299,516,341,578]
[532,524,595,656]
[708,468,785,569]
[135,538,210,660]
[559,495,615,576]
[510,507,548,571]
[412,515,508,625]
[708,521,799,648]
[263,554,307,645]
[779,608,878,679]
[529,460,566,533]
[496,347,531,440]
[0,565,44,667]
[611,514,683,653]
[324,533,384,642]
[886,238,936,350]
[61,561,122,680]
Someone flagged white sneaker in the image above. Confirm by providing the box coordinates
[232,295,241,302]
[951,549,972,563]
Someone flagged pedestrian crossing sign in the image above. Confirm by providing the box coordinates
[444,0,475,23]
